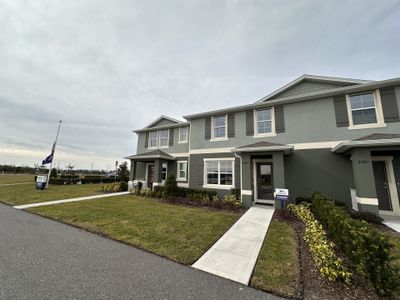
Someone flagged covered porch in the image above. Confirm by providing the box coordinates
[332,133,400,216]
[232,141,293,208]
[125,150,175,189]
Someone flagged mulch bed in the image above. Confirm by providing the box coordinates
[274,209,378,300]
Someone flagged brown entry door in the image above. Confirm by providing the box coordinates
[147,165,155,189]
[372,161,392,211]
[256,162,274,202]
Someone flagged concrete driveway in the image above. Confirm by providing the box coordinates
[0,203,280,300]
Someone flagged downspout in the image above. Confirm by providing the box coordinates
[234,151,243,203]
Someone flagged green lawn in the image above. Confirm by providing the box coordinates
[0,183,105,206]
[29,195,241,264]
[251,220,300,297]
[0,174,34,184]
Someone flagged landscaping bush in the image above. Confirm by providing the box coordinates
[294,197,311,205]
[230,188,241,200]
[102,182,125,192]
[223,194,241,208]
[349,210,383,225]
[59,174,80,179]
[288,203,351,283]
[163,174,178,197]
[311,192,399,298]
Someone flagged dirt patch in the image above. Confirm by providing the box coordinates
[274,209,378,300]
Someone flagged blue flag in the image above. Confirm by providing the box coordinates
[42,142,55,165]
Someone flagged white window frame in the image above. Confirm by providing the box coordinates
[159,129,169,148]
[161,162,168,183]
[203,158,235,189]
[177,161,187,181]
[211,114,228,141]
[346,89,386,130]
[178,126,189,144]
[148,131,158,149]
[254,107,276,137]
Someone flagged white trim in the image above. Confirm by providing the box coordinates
[241,190,253,195]
[178,126,189,144]
[346,89,386,130]
[210,114,228,141]
[253,159,274,204]
[332,138,400,153]
[177,161,188,181]
[372,156,400,215]
[253,107,276,137]
[190,147,233,154]
[177,182,189,188]
[169,152,190,158]
[203,158,235,189]
[356,196,378,205]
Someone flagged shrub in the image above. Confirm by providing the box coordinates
[349,210,383,225]
[163,174,178,197]
[102,182,126,192]
[59,174,80,179]
[288,203,351,283]
[311,192,399,298]
[223,194,241,208]
[230,188,241,200]
[294,197,311,205]
[119,181,128,191]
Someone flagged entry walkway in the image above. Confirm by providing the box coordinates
[192,205,274,285]
[14,192,129,209]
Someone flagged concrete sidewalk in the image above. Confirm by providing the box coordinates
[14,191,129,209]
[383,216,400,233]
[192,205,274,285]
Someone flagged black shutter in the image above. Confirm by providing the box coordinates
[228,113,235,138]
[169,128,174,146]
[380,88,400,123]
[274,105,285,133]
[205,117,211,140]
[246,110,254,136]
[333,95,349,127]
[145,132,149,148]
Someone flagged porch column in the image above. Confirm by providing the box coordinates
[351,148,379,214]
[128,160,137,191]
[153,159,162,187]
[272,152,285,208]
[240,153,253,208]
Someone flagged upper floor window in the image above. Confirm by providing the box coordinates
[349,93,377,125]
[149,131,158,148]
[179,127,189,143]
[159,129,169,147]
[254,108,276,136]
[346,89,385,129]
[212,115,227,139]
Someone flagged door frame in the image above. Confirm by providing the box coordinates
[372,156,400,216]
[145,163,155,188]
[253,159,274,205]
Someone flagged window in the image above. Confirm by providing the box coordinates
[204,159,234,188]
[349,93,377,125]
[149,131,158,148]
[177,161,187,181]
[159,129,169,147]
[179,127,189,143]
[212,115,227,139]
[255,108,274,135]
[161,163,168,182]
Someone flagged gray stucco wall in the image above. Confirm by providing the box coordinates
[136,127,189,154]
[270,80,353,100]
[284,149,354,205]
[189,85,400,150]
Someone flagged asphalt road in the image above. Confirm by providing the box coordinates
[0,203,280,300]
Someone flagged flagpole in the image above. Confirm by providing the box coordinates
[46,120,63,189]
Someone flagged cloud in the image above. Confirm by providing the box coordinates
[0,0,399,169]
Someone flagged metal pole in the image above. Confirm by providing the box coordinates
[45,120,63,189]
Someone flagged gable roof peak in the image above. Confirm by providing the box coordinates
[143,115,183,129]
[255,74,374,103]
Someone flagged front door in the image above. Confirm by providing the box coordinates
[372,161,392,211]
[255,162,274,204]
[147,164,155,189]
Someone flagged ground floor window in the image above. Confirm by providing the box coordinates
[161,163,168,182]
[203,158,234,188]
[177,161,187,181]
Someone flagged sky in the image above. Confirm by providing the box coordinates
[1,0,399,170]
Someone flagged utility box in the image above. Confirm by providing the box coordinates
[36,175,47,190]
